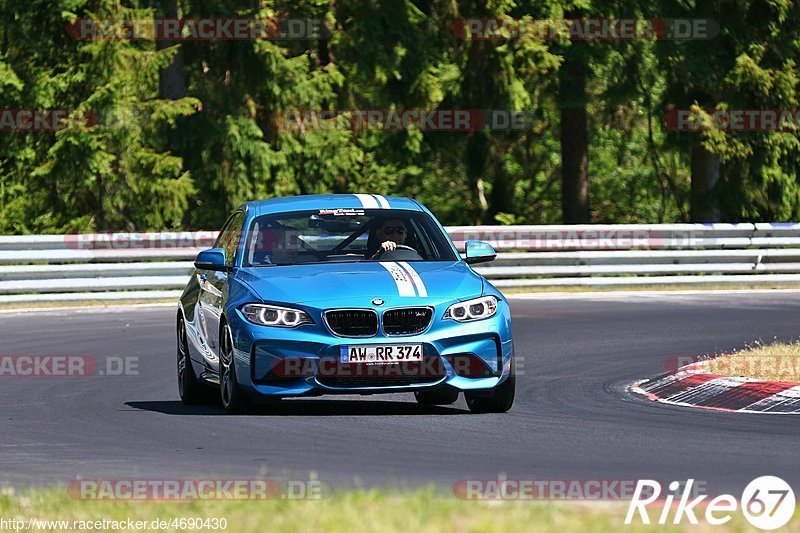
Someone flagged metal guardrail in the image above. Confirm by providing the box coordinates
[3,223,800,303]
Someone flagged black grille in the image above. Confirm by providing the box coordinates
[325,310,378,337]
[382,307,433,335]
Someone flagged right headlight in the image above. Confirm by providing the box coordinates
[443,295,498,322]
[240,303,313,327]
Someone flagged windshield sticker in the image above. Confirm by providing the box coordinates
[318,208,365,216]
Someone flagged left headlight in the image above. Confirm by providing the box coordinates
[240,304,313,327]
[443,295,498,322]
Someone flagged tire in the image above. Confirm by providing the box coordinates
[465,359,515,414]
[414,389,459,406]
[177,316,209,405]
[219,322,251,415]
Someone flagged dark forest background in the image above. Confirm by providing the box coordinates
[1,0,799,233]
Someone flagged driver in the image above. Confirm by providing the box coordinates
[369,217,408,259]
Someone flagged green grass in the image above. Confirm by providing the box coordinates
[2,485,798,532]
[703,340,800,382]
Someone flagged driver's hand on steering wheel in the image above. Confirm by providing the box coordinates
[370,240,398,259]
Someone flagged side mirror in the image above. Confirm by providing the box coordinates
[464,240,496,265]
[194,248,228,271]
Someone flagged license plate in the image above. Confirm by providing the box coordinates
[340,344,423,364]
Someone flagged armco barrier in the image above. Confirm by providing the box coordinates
[2,223,800,302]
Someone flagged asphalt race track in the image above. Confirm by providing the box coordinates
[3,292,800,497]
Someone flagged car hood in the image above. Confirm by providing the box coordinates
[237,261,483,307]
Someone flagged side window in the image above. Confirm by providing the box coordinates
[409,218,435,260]
[215,211,245,266]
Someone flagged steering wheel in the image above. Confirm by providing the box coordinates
[373,244,421,260]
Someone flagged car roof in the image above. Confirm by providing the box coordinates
[246,194,423,216]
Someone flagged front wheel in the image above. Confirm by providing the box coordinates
[465,359,515,414]
[177,316,208,405]
[219,323,251,415]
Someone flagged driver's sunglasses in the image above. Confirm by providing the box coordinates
[381,225,406,235]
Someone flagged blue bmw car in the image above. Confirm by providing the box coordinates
[177,194,514,414]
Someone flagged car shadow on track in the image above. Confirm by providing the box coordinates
[124,400,470,416]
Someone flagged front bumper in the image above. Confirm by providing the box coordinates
[228,303,513,397]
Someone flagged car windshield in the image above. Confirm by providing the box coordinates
[242,209,457,266]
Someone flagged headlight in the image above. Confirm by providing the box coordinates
[240,304,313,327]
[443,296,498,322]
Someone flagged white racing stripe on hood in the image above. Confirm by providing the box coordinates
[354,193,380,208]
[398,261,428,297]
[372,194,391,209]
[379,262,417,296]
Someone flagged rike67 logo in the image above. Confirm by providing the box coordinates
[625,477,795,530]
